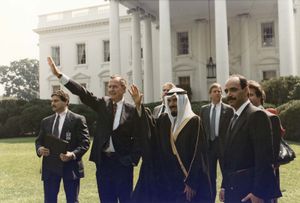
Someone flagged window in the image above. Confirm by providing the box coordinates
[51,46,60,66]
[178,76,192,99]
[228,27,231,45]
[52,85,60,93]
[177,32,189,55]
[77,43,86,64]
[104,82,109,96]
[103,40,110,62]
[261,22,275,47]
[263,70,276,80]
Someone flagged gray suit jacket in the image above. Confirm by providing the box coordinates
[200,102,234,158]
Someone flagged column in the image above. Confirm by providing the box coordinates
[128,8,143,90]
[142,14,154,103]
[215,0,230,86]
[196,19,208,101]
[239,13,251,78]
[109,0,121,75]
[159,0,173,87]
[278,0,296,76]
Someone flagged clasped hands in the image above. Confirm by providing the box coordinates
[38,146,74,162]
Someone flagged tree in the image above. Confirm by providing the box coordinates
[0,58,39,100]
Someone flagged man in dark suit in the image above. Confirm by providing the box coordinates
[200,83,234,202]
[219,75,281,203]
[35,90,90,203]
[248,80,282,202]
[152,82,175,118]
[47,57,140,203]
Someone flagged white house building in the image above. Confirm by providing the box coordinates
[35,0,300,104]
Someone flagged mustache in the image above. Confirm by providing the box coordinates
[227,96,236,101]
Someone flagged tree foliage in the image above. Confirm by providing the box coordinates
[0,58,39,100]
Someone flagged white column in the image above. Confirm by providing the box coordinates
[109,0,121,75]
[142,14,154,103]
[196,19,208,101]
[215,0,230,86]
[239,13,251,78]
[278,0,296,76]
[159,0,173,87]
[128,8,143,90]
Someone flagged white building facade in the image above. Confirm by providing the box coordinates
[35,0,300,103]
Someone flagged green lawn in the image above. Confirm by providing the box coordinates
[0,137,299,203]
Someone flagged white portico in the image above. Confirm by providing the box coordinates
[36,0,300,103]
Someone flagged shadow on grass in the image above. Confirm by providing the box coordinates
[0,136,36,144]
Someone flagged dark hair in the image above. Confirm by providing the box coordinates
[209,83,222,93]
[110,75,127,88]
[230,74,248,89]
[51,90,70,105]
[248,80,265,104]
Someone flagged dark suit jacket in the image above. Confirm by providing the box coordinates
[200,103,234,159]
[265,111,281,166]
[222,103,281,201]
[35,110,90,180]
[64,79,140,166]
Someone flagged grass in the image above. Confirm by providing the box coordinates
[0,137,299,203]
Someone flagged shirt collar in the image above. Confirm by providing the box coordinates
[114,97,124,106]
[56,108,68,117]
[235,100,250,117]
[211,101,221,108]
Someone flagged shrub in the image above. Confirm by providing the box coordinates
[278,100,300,141]
[262,76,300,105]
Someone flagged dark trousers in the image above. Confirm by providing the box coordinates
[43,173,80,203]
[208,138,221,203]
[96,153,133,203]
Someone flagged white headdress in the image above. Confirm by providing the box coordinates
[164,87,196,135]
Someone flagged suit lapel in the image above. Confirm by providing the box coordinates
[119,103,127,126]
[205,105,211,133]
[60,111,71,140]
[225,104,250,149]
[48,114,56,134]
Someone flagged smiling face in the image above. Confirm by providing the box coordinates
[108,77,126,102]
[167,95,178,117]
[224,76,249,110]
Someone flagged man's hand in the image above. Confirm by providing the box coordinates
[219,188,225,202]
[60,151,75,162]
[47,57,61,78]
[183,184,196,202]
[128,84,143,110]
[38,146,50,157]
[242,193,264,203]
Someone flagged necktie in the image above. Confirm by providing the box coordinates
[210,105,216,141]
[112,103,117,121]
[53,115,60,137]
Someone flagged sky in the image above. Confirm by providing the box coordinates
[0,0,105,94]
[0,0,106,66]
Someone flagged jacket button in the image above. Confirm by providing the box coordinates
[230,187,234,190]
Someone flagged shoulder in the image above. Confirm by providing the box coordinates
[68,110,86,121]
[201,104,210,110]
[154,104,163,110]
[42,114,55,122]
[222,103,234,113]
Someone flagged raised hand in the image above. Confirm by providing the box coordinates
[128,84,143,108]
[47,56,61,78]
